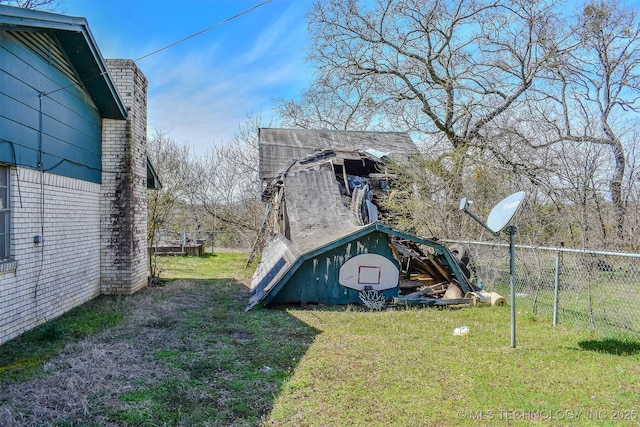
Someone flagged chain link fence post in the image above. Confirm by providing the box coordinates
[445,239,640,340]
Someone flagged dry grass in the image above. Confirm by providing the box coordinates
[0,252,318,426]
[1,280,203,425]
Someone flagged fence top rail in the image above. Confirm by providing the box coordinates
[443,239,640,259]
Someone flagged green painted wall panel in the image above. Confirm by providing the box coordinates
[0,117,39,162]
[41,152,100,182]
[270,231,401,306]
[38,92,103,146]
[0,86,40,133]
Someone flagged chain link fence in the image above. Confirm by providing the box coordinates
[446,240,640,340]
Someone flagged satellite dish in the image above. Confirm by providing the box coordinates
[486,191,526,233]
[458,190,526,348]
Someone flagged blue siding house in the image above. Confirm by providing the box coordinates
[0,5,154,344]
[0,12,125,182]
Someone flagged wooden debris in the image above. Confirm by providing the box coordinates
[389,238,503,308]
[390,239,457,298]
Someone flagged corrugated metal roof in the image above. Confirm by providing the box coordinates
[0,4,126,120]
[259,128,418,181]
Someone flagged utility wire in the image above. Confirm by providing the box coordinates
[39,0,270,97]
[134,0,272,62]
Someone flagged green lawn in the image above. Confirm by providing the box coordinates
[267,307,640,426]
[1,252,639,426]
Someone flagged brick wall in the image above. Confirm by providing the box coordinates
[0,59,149,344]
[101,59,148,294]
[0,169,101,344]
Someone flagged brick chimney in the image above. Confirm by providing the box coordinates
[100,59,148,294]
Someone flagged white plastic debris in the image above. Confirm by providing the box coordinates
[453,326,470,336]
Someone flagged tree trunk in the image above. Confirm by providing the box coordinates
[603,123,626,242]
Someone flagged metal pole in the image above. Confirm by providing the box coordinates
[508,225,517,348]
[462,205,500,238]
[553,250,560,326]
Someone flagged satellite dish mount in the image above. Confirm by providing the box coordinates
[459,191,526,348]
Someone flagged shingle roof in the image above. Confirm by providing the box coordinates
[259,128,418,181]
[284,164,361,254]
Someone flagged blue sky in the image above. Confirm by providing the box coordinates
[62,0,314,156]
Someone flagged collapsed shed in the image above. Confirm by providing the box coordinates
[248,128,499,310]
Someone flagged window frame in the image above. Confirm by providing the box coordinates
[0,165,10,261]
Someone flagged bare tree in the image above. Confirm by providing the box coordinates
[284,0,566,235]
[146,129,192,279]
[622,131,640,250]
[275,78,382,131]
[188,113,267,248]
[0,0,60,10]
[553,142,612,248]
[548,0,640,243]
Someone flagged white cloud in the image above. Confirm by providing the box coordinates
[243,1,308,64]
[143,2,313,156]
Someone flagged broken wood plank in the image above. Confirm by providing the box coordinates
[408,273,438,282]
[426,254,452,281]
[392,296,438,307]
[390,241,414,258]
[398,279,420,290]
[409,257,442,278]
[402,289,435,299]
[418,280,446,288]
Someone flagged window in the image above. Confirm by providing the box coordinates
[0,166,10,260]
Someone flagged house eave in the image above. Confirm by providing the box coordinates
[146,157,162,190]
[0,5,127,120]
